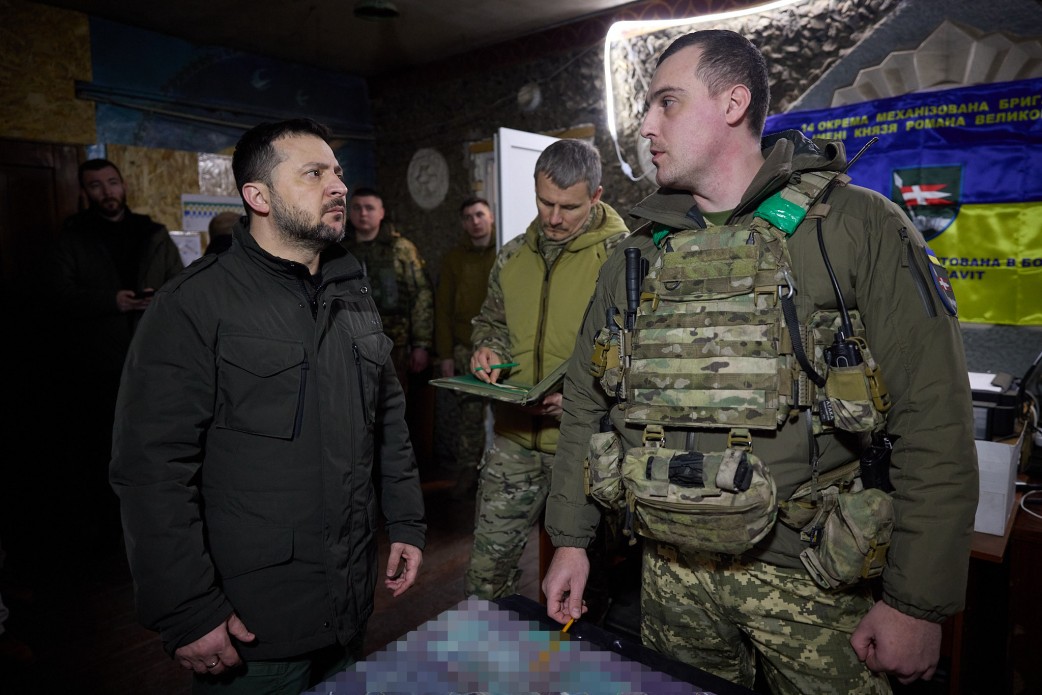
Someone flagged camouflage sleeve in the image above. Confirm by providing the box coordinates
[469,238,519,360]
[603,229,631,258]
[395,237,433,350]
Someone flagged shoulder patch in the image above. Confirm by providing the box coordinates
[924,246,958,316]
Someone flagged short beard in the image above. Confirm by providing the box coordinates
[270,191,345,253]
[89,194,127,221]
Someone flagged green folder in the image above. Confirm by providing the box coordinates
[429,360,568,406]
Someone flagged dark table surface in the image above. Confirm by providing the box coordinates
[304,594,755,694]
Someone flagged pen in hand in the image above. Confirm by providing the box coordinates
[474,362,519,372]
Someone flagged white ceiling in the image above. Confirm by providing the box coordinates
[40,0,641,77]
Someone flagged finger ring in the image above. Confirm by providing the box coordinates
[207,659,219,669]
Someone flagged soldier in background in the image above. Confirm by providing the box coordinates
[204,211,240,255]
[434,197,497,499]
[341,187,433,390]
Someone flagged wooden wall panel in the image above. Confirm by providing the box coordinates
[107,143,199,232]
[0,0,95,144]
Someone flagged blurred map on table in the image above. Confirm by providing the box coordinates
[304,596,727,694]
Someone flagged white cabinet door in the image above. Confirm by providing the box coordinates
[494,127,559,248]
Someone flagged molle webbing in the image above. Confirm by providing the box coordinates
[623,170,841,431]
[624,223,794,429]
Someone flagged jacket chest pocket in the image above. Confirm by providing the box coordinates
[349,331,394,426]
[329,294,388,419]
[216,334,307,439]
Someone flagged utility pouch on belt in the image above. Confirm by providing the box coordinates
[777,459,862,530]
[586,430,624,509]
[798,487,893,590]
[615,438,778,556]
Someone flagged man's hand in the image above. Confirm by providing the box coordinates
[522,392,563,418]
[541,546,590,624]
[385,542,423,597]
[850,600,942,684]
[439,358,455,378]
[469,347,502,384]
[173,612,256,675]
[409,347,430,373]
[115,288,151,313]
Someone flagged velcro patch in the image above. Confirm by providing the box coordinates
[925,247,957,316]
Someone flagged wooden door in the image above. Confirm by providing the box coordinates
[0,138,81,569]
[0,138,81,287]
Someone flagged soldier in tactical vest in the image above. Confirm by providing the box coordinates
[542,31,978,695]
[341,188,433,390]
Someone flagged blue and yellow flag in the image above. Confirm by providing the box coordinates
[766,78,1042,326]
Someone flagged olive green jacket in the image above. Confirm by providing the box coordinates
[545,132,978,622]
[471,202,629,453]
[434,237,496,364]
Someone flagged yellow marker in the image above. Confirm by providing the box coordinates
[561,618,575,633]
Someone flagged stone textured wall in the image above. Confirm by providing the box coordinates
[370,42,614,284]
[0,0,95,144]
[371,0,900,287]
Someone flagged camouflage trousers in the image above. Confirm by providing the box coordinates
[446,392,487,476]
[641,542,891,695]
[464,435,552,599]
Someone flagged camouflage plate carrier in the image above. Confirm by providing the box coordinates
[588,171,895,583]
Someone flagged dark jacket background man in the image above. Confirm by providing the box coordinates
[51,158,184,555]
[110,119,425,694]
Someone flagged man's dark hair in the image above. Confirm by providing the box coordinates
[350,187,384,202]
[657,30,770,137]
[78,158,122,187]
[232,118,332,209]
[534,139,601,197]
[459,196,491,216]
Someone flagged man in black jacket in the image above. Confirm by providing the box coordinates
[111,119,425,693]
[52,158,183,556]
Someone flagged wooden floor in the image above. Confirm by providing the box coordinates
[0,466,540,695]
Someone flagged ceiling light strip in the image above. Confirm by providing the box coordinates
[603,0,808,179]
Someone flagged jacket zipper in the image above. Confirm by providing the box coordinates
[531,258,554,450]
[294,355,308,437]
[900,228,937,317]
[353,344,370,424]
